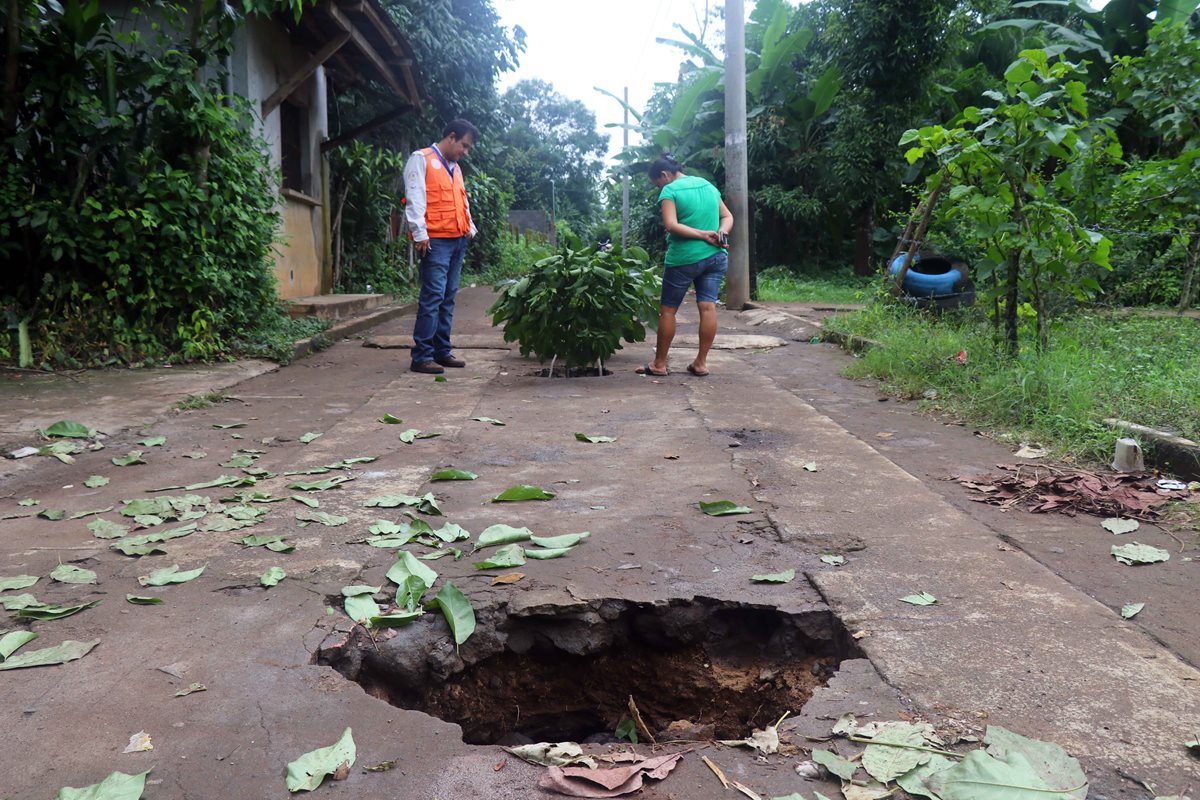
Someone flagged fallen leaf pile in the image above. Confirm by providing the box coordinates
[955,465,1191,519]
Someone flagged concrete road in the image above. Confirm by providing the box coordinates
[0,288,1196,799]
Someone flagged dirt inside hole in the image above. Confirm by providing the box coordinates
[320,598,856,745]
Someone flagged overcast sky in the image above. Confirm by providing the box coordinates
[494,0,745,161]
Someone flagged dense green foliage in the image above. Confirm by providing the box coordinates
[487,243,661,370]
[1,0,292,367]
[825,306,1200,461]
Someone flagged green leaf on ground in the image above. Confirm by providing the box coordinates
[284,466,331,476]
[299,432,322,444]
[475,524,533,550]
[420,548,462,561]
[68,507,113,520]
[17,498,37,506]
[473,544,527,569]
[368,519,408,536]
[386,551,438,589]
[812,748,857,781]
[371,610,424,627]
[0,630,38,660]
[260,567,286,587]
[529,532,590,549]
[38,509,66,520]
[1102,518,1140,535]
[184,451,207,459]
[418,492,443,515]
[926,749,1080,800]
[900,592,938,606]
[396,574,429,613]
[378,413,403,424]
[428,580,475,647]
[241,534,291,551]
[285,728,356,793]
[472,416,506,426]
[430,468,478,481]
[698,500,752,516]
[983,725,1088,799]
[40,440,81,463]
[221,453,257,469]
[341,585,382,597]
[1111,542,1170,565]
[139,436,166,447]
[575,433,616,443]
[84,475,110,488]
[345,593,380,623]
[434,375,447,383]
[291,495,320,508]
[803,462,819,472]
[53,768,150,799]
[365,494,423,508]
[821,554,847,566]
[213,422,246,429]
[111,451,146,467]
[295,510,349,527]
[0,575,39,592]
[120,498,173,518]
[751,569,796,584]
[43,420,94,439]
[126,595,163,605]
[175,683,206,696]
[861,722,932,783]
[1120,603,1145,619]
[111,541,167,557]
[50,565,98,585]
[615,718,638,744]
[287,476,353,492]
[492,485,556,502]
[0,593,43,610]
[17,601,100,620]
[524,547,573,560]
[398,428,421,443]
[199,516,254,533]
[433,523,470,543]
[896,754,956,800]
[138,564,206,586]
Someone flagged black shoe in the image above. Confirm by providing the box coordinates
[435,355,466,368]
[411,361,444,375]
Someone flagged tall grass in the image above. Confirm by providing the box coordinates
[754,266,874,305]
[824,304,1200,463]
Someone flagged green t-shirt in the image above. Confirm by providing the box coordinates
[658,175,723,267]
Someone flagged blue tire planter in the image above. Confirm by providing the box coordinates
[889,254,962,297]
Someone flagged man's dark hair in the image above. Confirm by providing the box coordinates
[444,119,480,142]
[647,153,683,180]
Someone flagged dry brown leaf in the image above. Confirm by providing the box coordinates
[332,760,350,781]
[491,572,525,586]
[628,695,656,744]
[875,432,895,440]
[664,454,680,460]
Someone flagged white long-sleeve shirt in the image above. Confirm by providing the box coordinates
[403,146,477,242]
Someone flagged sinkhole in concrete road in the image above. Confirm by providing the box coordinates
[318,596,859,745]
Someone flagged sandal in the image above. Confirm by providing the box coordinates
[636,363,669,377]
[686,364,709,377]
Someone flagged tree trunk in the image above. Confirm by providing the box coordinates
[747,192,757,301]
[891,173,945,296]
[1004,249,1020,356]
[3,0,20,135]
[1177,230,1200,312]
[852,198,876,276]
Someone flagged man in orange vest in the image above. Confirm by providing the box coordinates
[403,119,479,374]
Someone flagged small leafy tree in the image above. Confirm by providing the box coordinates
[900,50,1115,353]
[487,242,661,373]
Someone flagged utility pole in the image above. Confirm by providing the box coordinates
[724,0,750,310]
[550,179,557,248]
[621,86,630,249]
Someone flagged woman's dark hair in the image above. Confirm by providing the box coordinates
[444,118,480,142]
[647,153,683,180]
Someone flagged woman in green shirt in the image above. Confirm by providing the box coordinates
[637,155,733,377]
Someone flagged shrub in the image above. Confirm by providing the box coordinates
[487,241,661,371]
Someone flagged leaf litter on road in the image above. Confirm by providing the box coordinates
[699,500,752,516]
[492,485,556,502]
[0,630,37,660]
[1111,542,1170,565]
[260,567,286,587]
[427,581,475,648]
[575,433,616,443]
[17,601,100,621]
[1120,602,1145,619]
[820,554,847,566]
[111,451,146,467]
[1102,518,1140,535]
[474,524,533,550]
[473,544,527,570]
[175,683,206,697]
[138,564,206,587]
[50,565,97,585]
[84,475,110,488]
[0,639,99,671]
[431,468,478,481]
[900,592,938,606]
[472,416,506,426]
[299,432,322,444]
[285,728,356,793]
[126,595,163,605]
[751,569,795,584]
[0,575,39,591]
[53,769,151,800]
[378,413,403,424]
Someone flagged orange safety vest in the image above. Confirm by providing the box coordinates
[421,147,471,238]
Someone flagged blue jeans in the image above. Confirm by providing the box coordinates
[411,236,469,365]
[660,252,728,308]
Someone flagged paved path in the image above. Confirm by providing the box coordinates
[0,288,1196,799]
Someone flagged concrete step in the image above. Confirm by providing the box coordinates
[286,293,388,320]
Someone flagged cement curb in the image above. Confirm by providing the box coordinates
[819,327,881,352]
[1106,417,1200,481]
[291,301,417,360]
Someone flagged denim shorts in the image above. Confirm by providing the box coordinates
[660,252,729,308]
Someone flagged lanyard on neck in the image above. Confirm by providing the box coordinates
[431,144,455,178]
